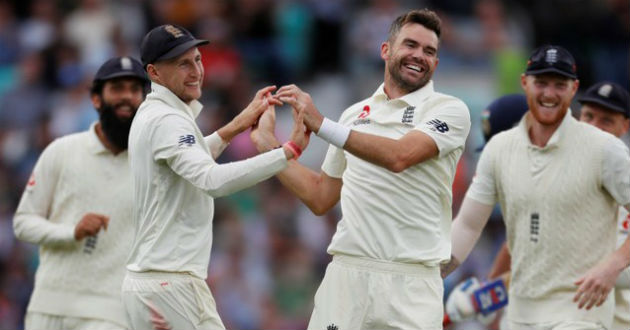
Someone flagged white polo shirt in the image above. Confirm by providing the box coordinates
[127,83,288,279]
[322,81,471,265]
[13,123,133,327]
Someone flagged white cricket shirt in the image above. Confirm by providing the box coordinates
[13,123,133,327]
[467,111,630,324]
[127,82,288,279]
[322,81,471,265]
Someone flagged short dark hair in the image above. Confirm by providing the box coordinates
[388,9,442,43]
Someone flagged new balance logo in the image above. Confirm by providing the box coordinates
[327,324,338,330]
[402,106,415,124]
[427,119,449,133]
[178,135,195,147]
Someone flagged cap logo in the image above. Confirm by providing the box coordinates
[597,84,613,98]
[164,25,184,38]
[545,49,558,63]
[120,57,132,70]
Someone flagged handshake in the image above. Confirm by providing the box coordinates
[443,276,509,327]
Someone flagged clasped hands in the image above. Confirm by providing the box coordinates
[246,85,324,157]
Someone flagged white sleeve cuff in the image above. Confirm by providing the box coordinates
[204,132,229,159]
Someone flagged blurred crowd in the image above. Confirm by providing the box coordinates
[0,0,627,329]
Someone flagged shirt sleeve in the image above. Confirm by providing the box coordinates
[152,114,288,197]
[204,132,229,160]
[414,99,471,157]
[465,140,499,206]
[321,144,346,178]
[13,140,77,247]
[601,138,630,206]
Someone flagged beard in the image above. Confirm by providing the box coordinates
[527,95,570,127]
[98,100,136,150]
[387,54,433,94]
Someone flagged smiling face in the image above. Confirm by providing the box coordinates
[148,47,204,104]
[521,73,578,127]
[579,103,630,138]
[381,23,439,96]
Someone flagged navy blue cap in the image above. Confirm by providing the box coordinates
[94,56,148,83]
[140,24,209,68]
[578,81,630,118]
[478,94,529,150]
[525,45,577,79]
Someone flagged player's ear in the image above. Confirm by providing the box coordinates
[381,41,390,61]
[520,74,527,91]
[90,93,102,110]
[146,64,159,81]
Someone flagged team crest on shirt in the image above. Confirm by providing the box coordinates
[178,134,196,147]
[425,119,449,133]
[402,106,415,124]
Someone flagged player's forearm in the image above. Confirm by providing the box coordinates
[276,161,340,215]
[343,131,437,173]
[446,197,494,277]
[13,213,76,247]
[615,235,630,269]
[216,118,247,143]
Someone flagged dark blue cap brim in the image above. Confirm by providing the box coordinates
[155,39,209,63]
[524,67,577,79]
[578,96,628,116]
[96,71,149,82]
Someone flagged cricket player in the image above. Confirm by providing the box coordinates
[455,82,630,329]
[442,45,630,330]
[254,9,471,329]
[121,24,308,330]
[13,56,149,330]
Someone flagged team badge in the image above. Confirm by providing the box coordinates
[402,106,415,124]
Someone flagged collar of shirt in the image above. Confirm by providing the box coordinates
[147,82,203,120]
[371,80,435,107]
[519,109,574,150]
[86,122,110,155]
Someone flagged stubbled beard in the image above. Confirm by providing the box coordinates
[387,55,432,93]
[98,101,135,150]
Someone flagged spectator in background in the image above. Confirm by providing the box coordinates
[12,56,148,330]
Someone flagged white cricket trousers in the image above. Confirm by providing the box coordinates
[505,320,606,330]
[25,312,127,330]
[307,254,443,330]
[121,271,225,330]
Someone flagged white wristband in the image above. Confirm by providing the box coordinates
[317,117,351,148]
